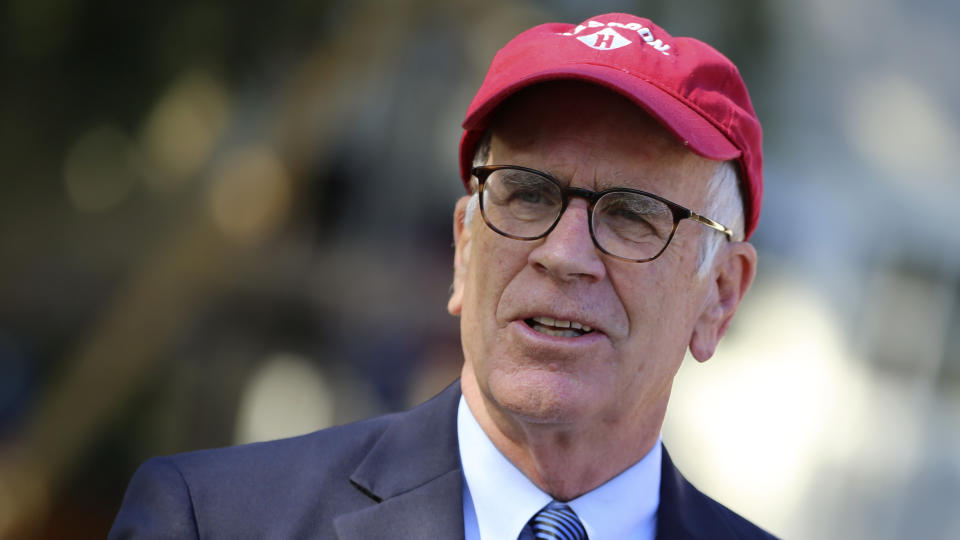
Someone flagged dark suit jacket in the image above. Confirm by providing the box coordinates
[110,381,777,539]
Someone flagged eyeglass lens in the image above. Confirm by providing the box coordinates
[480,167,676,261]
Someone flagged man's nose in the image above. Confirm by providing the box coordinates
[528,198,607,282]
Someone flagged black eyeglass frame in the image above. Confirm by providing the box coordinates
[472,165,733,263]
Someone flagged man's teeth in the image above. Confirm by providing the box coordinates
[530,316,593,337]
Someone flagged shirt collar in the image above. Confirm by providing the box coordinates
[567,436,661,539]
[457,395,661,540]
[458,396,552,539]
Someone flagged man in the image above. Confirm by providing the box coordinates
[111,13,774,539]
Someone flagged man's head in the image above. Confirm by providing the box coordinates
[459,13,763,239]
[448,13,761,460]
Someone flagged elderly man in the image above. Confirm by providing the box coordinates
[112,13,773,540]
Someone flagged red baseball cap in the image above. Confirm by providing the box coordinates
[459,13,763,239]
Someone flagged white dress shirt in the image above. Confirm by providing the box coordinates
[458,396,661,540]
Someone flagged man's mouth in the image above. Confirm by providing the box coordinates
[524,316,594,338]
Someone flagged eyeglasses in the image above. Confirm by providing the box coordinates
[473,165,732,263]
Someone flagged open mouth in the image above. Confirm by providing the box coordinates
[524,316,594,338]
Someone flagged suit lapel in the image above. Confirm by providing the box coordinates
[334,382,466,540]
[656,446,739,540]
[333,469,463,540]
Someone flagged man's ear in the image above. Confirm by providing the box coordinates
[447,195,473,316]
[689,241,757,362]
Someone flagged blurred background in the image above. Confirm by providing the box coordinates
[1,0,958,538]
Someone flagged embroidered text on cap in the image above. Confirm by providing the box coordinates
[559,19,672,55]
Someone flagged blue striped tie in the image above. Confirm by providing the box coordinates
[529,500,588,540]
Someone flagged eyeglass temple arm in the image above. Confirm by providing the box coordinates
[689,213,734,240]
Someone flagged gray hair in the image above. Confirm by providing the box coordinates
[461,131,490,230]
[464,130,743,277]
[696,160,744,276]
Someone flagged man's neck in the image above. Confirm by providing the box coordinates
[460,374,666,501]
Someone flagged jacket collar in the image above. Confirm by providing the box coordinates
[657,446,740,540]
[333,379,741,540]
[334,381,465,540]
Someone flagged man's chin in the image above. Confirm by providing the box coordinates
[486,371,596,426]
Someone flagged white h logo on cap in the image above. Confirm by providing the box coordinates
[577,27,631,50]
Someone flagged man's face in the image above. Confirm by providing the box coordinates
[451,82,736,433]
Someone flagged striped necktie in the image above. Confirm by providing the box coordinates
[527,500,588,540]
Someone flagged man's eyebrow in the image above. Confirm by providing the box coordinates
[500,169,540,182]
[594,173,650,191]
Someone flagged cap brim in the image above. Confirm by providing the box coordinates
[460,65,741,184]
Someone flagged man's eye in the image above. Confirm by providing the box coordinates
[514,188,547,204]
[600,196,671,240]
[606,199,651,222]
[610,210,656,234]
[611,206,649,222]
